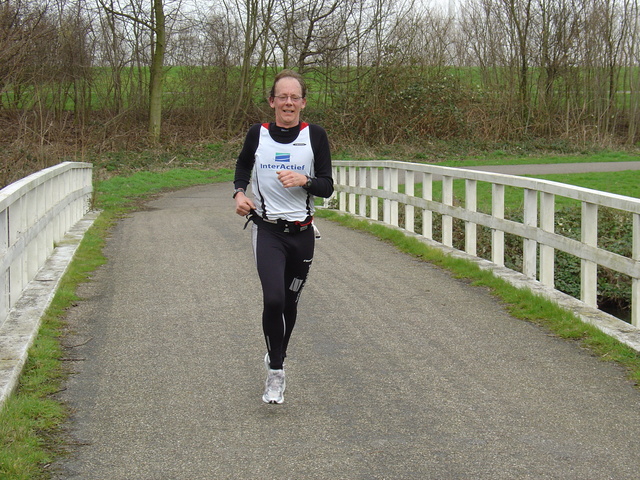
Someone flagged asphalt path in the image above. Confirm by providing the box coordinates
[52,175,640,479]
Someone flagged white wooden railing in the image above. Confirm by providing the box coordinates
[0,162,93,323]
[331,160,640,328]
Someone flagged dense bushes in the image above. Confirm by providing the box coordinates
[310,71,469,144]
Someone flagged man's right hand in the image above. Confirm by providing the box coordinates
[235,192,256,216]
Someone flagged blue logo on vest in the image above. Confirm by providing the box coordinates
[275,153,291,162]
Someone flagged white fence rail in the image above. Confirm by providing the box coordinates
[0,162,93,323]
[331,160,640,328]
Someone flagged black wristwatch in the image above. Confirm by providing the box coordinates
[232,187,245,199]
[304,176,312,189]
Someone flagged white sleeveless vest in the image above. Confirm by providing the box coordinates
[252,123,315,222]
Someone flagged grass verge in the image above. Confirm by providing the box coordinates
[315,209,640,386]
[0,168,233,479]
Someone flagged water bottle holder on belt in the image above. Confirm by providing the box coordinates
[244,211,313,234]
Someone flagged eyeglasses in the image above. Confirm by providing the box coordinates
[273,95,304,103]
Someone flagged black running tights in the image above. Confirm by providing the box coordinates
[252,225,315,370]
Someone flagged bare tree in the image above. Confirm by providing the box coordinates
[501,0,534,127]
[623,0,640,143]
[0,1,55,109]
[224,0,275,133]
[98,0,182,142]
[534,0,581,135]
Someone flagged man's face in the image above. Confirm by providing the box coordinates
[269,77,306,128]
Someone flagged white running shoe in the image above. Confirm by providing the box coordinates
[262,369,286,404]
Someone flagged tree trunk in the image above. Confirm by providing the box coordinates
[148,0,165,143]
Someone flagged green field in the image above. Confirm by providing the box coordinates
[3,65,639,112]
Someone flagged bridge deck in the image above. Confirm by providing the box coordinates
[50,182,640,479]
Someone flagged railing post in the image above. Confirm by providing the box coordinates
[36,183,47,268]
[383,168,391,224]
[326,165,338,208]
[45,175,54,256]
[540,192,555,287]
[465,179,477,256]
[0,207,7,321]
[422,172,433,240]
[371,168,379,221]
[405,170,415,233]
[581,202,598,307]
[338,167,346,213]
[53,174,62,240]
[26,187,38,281]
[633,213,640,327]
[348,166,357,215]
[492,183,505,267]
[390,168,399,227]
[523,188,538,279]
[442,176,453,247]
[9,198,24,306]
[359,168,367,218]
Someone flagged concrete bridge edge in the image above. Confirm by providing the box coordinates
[0,210,100,409]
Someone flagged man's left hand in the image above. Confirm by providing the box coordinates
[277,170,307,188]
